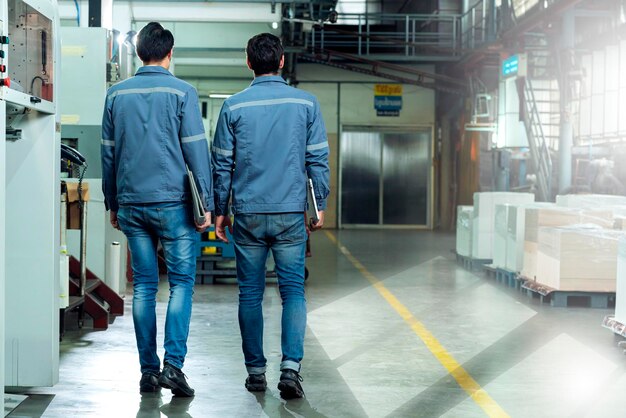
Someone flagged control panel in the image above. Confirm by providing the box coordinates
[0,30,8,88]
[7,0,54,102]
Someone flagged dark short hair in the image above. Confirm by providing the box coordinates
[246,33,284,76]
[136,22,174,63]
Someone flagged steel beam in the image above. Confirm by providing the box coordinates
[298,51,465,94]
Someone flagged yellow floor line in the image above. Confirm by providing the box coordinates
[324,230,510,418]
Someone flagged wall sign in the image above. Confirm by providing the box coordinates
[374,84,403,117]
[502,53,527,78]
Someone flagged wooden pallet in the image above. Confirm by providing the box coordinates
[455,253,492,272]
[602,315,626,337]
[601,316,626,353]
[483,264,497,279]
[495,268,521,289]
[521,280,615,308]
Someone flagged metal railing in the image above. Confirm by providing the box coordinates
[460,1,487,49]
[310,12,462,58]
[306,0,568,59]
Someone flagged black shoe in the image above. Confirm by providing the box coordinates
[277,369,304,399]
[140,371,161,393]
[245,373,267,392]
[158,363,195,397]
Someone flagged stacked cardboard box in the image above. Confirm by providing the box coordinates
[63,181,90,230]
[504,203,555,273]
[536,226,622,292]
[521,207,614,280]
[471,192,535,260]
[456,206,473,257]
[616,237,626,324]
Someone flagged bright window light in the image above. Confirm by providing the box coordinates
[116,33,125,45]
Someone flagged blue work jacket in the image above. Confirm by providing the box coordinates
[101,65,213,213]
[212,75,330,215]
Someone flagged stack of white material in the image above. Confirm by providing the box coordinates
[536,226,622,292]
[556,194,626,208]
[471,192,535,260]
[557,195,626,231]
[521,207,614,280]
[493,204,511,268]
[504,203,555,273]
[615,217,626,230]
[456,206,473,257]
[615,236,626,324]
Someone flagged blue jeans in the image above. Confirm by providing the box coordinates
[233,213,307,374]
[117,202,197,374]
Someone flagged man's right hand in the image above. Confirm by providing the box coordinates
[195,212,212,233]
[110,211,120,230]
[216,215,233,243]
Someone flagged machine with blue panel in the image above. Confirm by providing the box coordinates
[195,223,309,284]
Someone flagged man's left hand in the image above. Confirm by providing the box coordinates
[309,210,324,231]
[195,212,212,233]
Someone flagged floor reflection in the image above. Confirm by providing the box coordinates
[136,393,194,418]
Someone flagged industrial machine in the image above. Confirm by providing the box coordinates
[3,0,62,390]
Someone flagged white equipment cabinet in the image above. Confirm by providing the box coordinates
[60,27,109,178]
[4,0,61,387]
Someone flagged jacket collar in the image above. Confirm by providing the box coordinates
[136,65,173,76]
[251,75,287,86]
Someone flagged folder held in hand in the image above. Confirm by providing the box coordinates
[306,178,320,225]
[187,169,206,225]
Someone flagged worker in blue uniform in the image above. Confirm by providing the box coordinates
[212,33,330,399]
[101,22,212,397]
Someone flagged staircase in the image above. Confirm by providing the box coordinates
[519,78,555,201]
[66,256,124,330]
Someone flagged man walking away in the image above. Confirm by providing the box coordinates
[101,22,212,397]
[212,33,330,399]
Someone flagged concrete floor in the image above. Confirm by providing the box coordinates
[7,230,626,417]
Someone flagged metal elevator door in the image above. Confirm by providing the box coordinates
[340,128,432,227]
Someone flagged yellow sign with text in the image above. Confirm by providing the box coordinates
[374,84,403,96]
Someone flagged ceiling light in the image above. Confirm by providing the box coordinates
[209,93,232,99]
